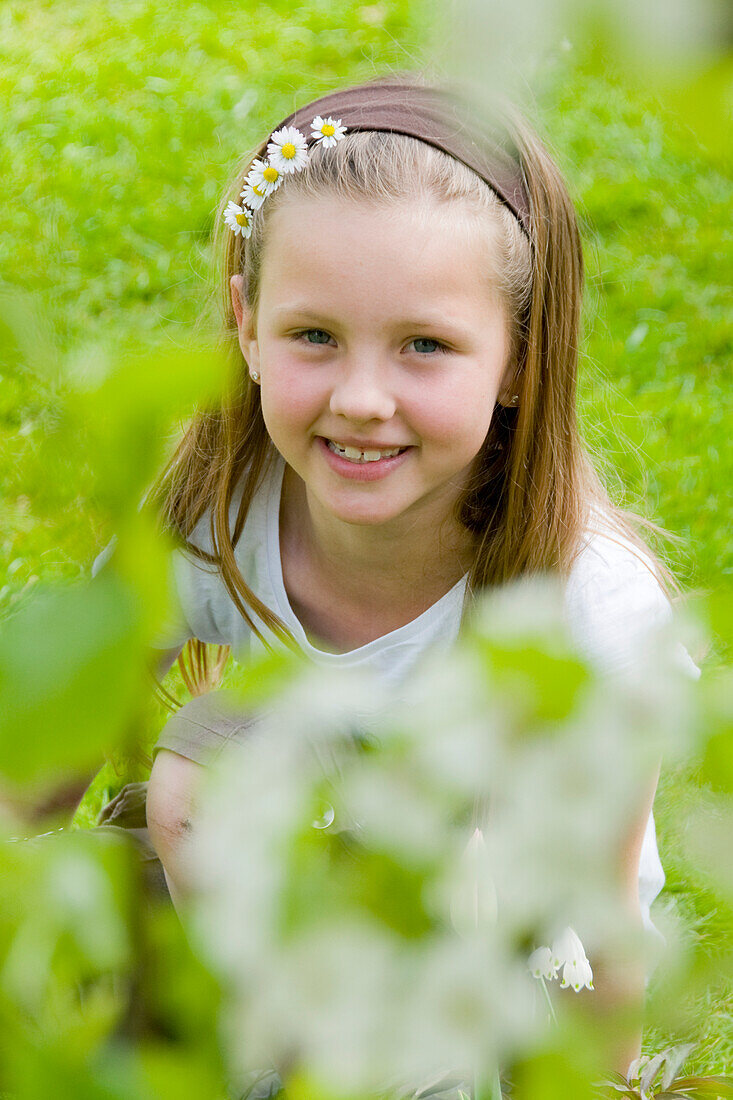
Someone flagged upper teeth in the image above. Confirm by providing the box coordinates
[327,440,403,463]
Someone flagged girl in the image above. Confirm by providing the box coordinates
[97,75,696,1077]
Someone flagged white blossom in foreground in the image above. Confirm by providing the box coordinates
[449,827,498,939]
[187,579,692,1096]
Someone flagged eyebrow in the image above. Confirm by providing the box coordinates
[271,306,334,322]
[271,305,471,338]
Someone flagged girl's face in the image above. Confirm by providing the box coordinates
[233,196,513,535]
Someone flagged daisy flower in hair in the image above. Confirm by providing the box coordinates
[240,179,268,210]
[267,126,309,174]
[311,116,347,147]
[246,157,283,198]
[223,200,253,238]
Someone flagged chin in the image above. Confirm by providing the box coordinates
[329,506,401,527]
[320,495,409,528]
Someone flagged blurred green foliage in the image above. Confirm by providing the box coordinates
[0,831,229,1099]
[0,573,143,786]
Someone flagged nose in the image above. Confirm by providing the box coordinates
[328,358,397,424]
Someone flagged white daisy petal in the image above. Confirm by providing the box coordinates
[240,180,268,210]
[246,157,283,197]
[223,200,253,238]
[267,125,309,173]
[310,115,347,148]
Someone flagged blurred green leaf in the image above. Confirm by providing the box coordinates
[287,1068,370,1100]
[225,645,304,708]
[133,1044,229,1099]
[48,344,230,523]
[0,831,142,1100]
[697,671,733,794]
[279,816,436,942]
[142,904,226,1069]
[511,1045,599,1099]
[0,573,145,786]
[1,1033,152,1100]
[474,639,591,726]
[684,803,733,904]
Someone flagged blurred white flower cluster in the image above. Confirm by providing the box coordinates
[188,579,693,1098]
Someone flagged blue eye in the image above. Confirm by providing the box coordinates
[411,338,444,354]
[303,329,331,345]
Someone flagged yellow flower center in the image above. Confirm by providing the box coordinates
[235,213,249,226]
[263,165,279,182]
[281,142,296,159]
[322,124,335,136]
[253,184,265,195]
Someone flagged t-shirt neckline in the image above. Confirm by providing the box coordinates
[263,455,468,663]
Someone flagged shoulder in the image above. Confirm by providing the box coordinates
[91,461,260,577]
[564,513,697,678]
[175,452,278,561]
[157,455,280,647]
[182,465,251,556]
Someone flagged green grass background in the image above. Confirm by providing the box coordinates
[1,0,731,1079]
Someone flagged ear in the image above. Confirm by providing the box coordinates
[230,274,260,376]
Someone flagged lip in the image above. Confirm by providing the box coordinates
[317,436,413,481]
[319,435,410,451]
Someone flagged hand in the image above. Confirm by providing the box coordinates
[97,781,149,829]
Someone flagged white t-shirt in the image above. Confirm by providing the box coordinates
[95,454,699,932]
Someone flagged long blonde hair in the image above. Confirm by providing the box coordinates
[149,76,674,698]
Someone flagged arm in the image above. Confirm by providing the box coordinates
[145,747,206,910]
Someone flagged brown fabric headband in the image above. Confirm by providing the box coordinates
[271,81,532,238]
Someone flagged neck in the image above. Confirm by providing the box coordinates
[280,466,474,611]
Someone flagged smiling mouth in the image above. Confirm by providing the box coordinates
[325,439,408,464]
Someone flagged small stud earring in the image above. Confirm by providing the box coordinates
[509,394,519,406]
[250,370,260,383]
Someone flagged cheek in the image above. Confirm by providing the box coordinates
[260,352,324,429]
[414,373,499,446]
